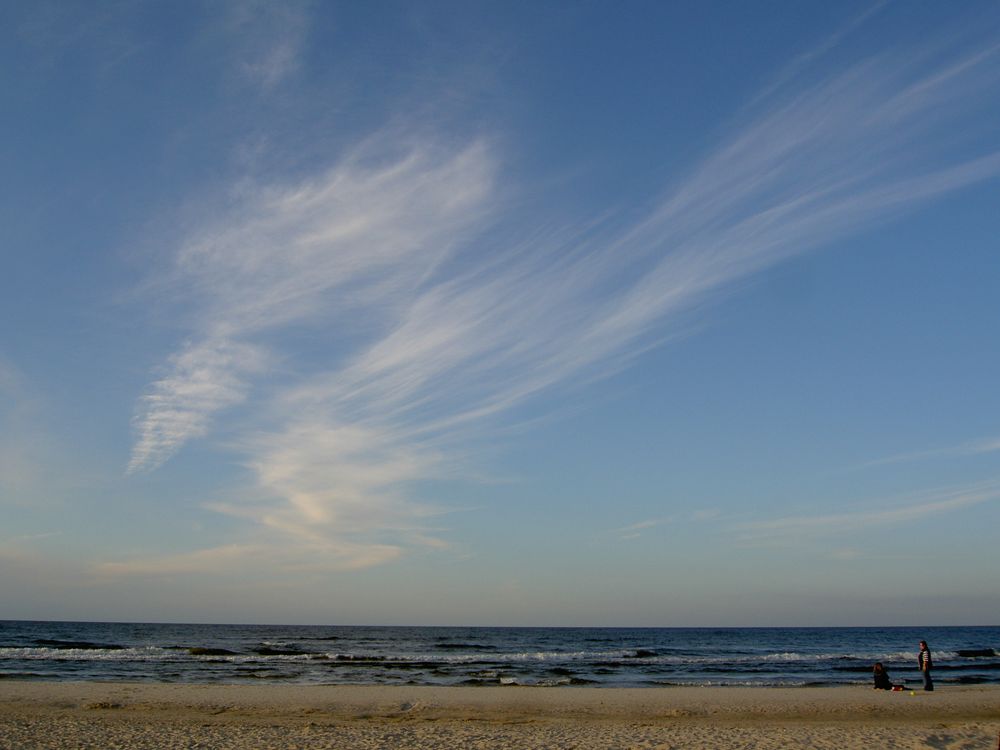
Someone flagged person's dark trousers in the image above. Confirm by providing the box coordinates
[923,671,934,691]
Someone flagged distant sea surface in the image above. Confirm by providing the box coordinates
[2,622,998,687]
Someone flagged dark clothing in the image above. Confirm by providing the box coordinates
[873,668,892,690]
[919,647,934,691]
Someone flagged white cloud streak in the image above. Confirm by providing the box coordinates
[96,539,403,578]
[128,339,268,473]
[733,481,1000,542]
[614,519,667,540]
[223,0,311,92]
[130,139,494,475]
[127,29,1000,573]
[750,0,890,105]
[860,436,1000,469]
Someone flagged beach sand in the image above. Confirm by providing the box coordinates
[1,682,997,749]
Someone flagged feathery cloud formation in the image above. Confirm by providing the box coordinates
[127,31,1000,572]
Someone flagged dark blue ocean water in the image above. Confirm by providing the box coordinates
[1,622,998,687]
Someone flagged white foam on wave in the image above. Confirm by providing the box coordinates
[0,646,170,662]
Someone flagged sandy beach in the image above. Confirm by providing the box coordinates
[0,682,997,749]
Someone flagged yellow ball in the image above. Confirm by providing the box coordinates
[910,691,915,695]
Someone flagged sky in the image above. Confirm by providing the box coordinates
[1,1,999,627]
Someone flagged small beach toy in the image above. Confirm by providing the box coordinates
[910,691,915,695]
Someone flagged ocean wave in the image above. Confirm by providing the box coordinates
[956,649,996,658]
[0,646,172,662]
[187,647,239,656]
[33,639,126,651]
[252,646,312,656]
[938,661,1000,671]
[4,623,999,687]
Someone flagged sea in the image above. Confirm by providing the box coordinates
[1,622,998,688]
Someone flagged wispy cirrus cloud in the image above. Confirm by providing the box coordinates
[128,339,268,474]
[733,480,1000,543]
[614,519,668,540]
[221,0,312,92]
[749,0,890,105]
[96,538,403,578]
[859,436,1000,469]
[129,137,495,477]
[126,27,1000,573]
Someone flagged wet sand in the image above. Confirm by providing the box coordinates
[1,682,997,749]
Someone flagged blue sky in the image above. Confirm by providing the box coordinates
[2,1,999,626]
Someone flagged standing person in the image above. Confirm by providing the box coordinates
[918,640,934,691]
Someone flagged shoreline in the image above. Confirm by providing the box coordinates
[2,682,998,749]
